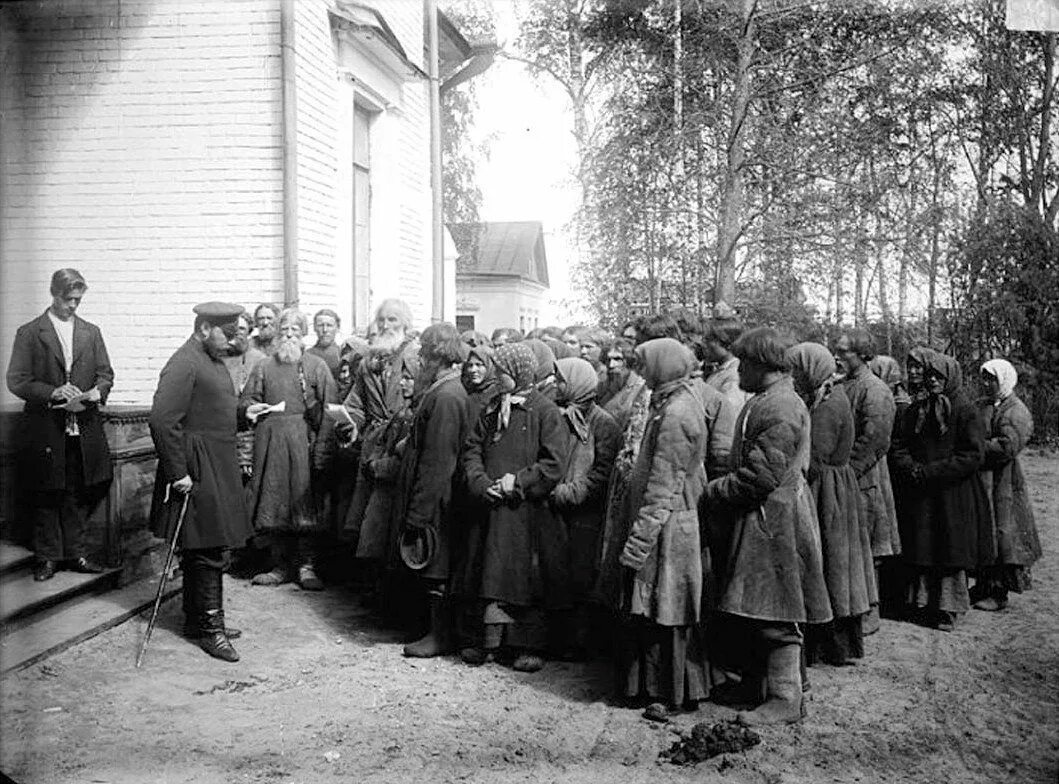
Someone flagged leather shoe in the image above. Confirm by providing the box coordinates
[182,623,242,641]
[34,560,57,581]
[68,557,105,574]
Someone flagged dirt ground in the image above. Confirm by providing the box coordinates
[2,452,1057,784]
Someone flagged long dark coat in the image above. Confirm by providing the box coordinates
[458,389,570,609]
[889,354,994,570]
[6,312,114,492]
[843,364,900,558]
[705,376,832,624]
[149,338,252,550]
[398,371,471,581]
[552,403,621,602]
[807,387,875,619]
[978,394,1040,568]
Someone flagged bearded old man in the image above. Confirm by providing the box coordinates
[241,308,337,591]
[251,302,280,357]
[149,302,253,662]
[341,299,419,545]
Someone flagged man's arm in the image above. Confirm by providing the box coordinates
[6,325,56,405]
[149,355,195,482]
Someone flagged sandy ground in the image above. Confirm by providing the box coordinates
[1,451,1057,784]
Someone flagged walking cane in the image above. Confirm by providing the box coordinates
[135,488,190,668]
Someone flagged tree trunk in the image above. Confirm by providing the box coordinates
[715,0,755,310]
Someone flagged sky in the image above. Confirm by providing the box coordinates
[464,0,587,326]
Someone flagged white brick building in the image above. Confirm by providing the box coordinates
[0,0,484,404]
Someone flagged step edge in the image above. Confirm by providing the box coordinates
[0,583,182,675]
[0,569,122,625]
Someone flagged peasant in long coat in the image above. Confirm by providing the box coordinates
[977,392,1040,581]
[889,350,994,572]
[705,375,832,625]
[458,388,571,610]
[551,358,622,605]
[843,363,900,559]
[614,339,713,707]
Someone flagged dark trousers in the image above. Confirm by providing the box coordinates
[33,437,107,561]
[181,547,227,629]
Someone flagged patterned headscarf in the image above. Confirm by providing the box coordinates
[491,343,537,440]
[787,342,836,411]
[981,358,1017,403]
[555,357,598,443]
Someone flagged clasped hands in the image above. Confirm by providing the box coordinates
[485,473,518,502]
[51,384,100,404]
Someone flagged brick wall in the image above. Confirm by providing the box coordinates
[0,0,283,405]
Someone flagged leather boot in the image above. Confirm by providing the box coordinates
[403,596,454,658]
[182,559,242,640]
[197,566,240,662]
[736,644,804,725]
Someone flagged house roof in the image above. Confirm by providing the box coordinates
[449,221,550,287]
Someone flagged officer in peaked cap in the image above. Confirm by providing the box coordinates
[147,301,253,662]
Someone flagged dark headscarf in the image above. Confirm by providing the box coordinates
[463,344,496,392]
[522,338,558,384]
[555,357,598,443]
[908,347,960,435]
[544,337,576,360]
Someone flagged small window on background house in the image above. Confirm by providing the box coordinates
[352,103,372,329]
[520,315,525,332]
[456,315,475,332]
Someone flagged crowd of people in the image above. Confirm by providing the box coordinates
[6,270,1043,729]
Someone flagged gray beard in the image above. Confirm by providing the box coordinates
[276,339,303,364]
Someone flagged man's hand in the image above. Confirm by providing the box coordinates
[83,387,102,404]
[498,473,517,497]
[485,481,504,502]
[172,475,193,495]
[51,383,82,403]
[245,402,271,423]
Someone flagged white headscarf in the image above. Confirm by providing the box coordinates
[981,358,1017,402]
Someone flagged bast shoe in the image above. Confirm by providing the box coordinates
[297,564,324,591]
[251,567,291,587]
[972,596,1007,612]
[511,653,544,673]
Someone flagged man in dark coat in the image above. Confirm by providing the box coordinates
[399,323,471,658]
[149,302,254,662]
[6,269,114,581]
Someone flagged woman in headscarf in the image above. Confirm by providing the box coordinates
[551,357,622,659]
[608,338,711,720]
[457,343,570,672]
[869,355,911,420]
[522,338,559,401]
[788,342,874,667]
[972,359,1040,611]
[890,347,994,631]
[462,343,497,422]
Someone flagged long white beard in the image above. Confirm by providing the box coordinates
[372,329,404,352]
[276,337,304,364]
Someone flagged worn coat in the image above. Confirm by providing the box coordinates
[889,349,994,569]
[553,402,622,602]
[458,389,570,609]
[705,375,832,624]
[6,312,115,492]
[978,394,1040,568]
[149,338,252,550]
[602,371,647,434]
[239,352,336,533]
[843,363,900,558]
[398,370,471,580]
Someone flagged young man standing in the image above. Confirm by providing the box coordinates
[7,269,114,581]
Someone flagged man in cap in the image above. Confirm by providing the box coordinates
[6,268,114,581]
[149,301,253,662]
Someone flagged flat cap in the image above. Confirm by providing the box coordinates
[192,301,244,322]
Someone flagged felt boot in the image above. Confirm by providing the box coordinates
[403,596,454,658]
[736,644,804,726]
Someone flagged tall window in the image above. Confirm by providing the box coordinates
[352,104,371,328]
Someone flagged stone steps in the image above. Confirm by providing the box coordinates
[0,541,180,674]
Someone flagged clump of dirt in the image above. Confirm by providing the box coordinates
[661,720,760,765]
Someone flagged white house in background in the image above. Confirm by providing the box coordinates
[450,221,550,336]
[0,0,492,405]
